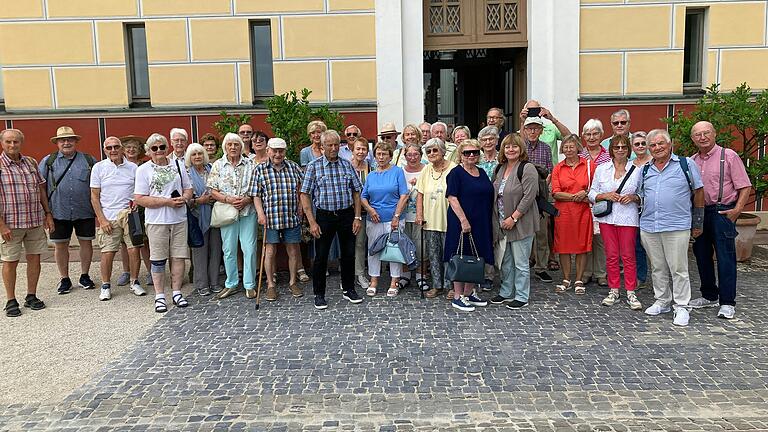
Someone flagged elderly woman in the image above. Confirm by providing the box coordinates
[478,126,500,179]
[169,128,189,162]
[250,131,269,164]
[631,131,652,287]
[207,133,258,300]
[451,125,471,146]
[392,124,423,168]
[580,119,610,287]
[134,133,193,313]
[551,134,595,294]
[490,133,539,309]
[444,139,494,311]
[351,137,372,289]
[400,142,427,290]
[589,135,643,310]
[200,133,220,160]
[300,120,327,167]
[416,138,456,297]
[361,142,409,297]
[185,143,222,297]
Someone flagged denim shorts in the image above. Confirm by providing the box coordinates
[265,225,301,244]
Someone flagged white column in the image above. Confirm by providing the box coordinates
[527,0,580,133]
[375,0,424,131]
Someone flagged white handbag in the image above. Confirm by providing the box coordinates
[210,201,239,228]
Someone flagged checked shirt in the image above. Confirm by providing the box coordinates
[253,159,304,230]
[300,156,363,211]
[0,152,46,229]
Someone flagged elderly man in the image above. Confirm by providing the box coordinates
[487,107,509,145]
[518,101,571,163]
[689,121,751,319]
[522,117,555,283]
[0,129,55,317]
[419,122,431,145]
[39,126,97,295]
[90,136,145,301]
[254,138,305,301]
[601,110,634,161]
[430,122,458,163]
[168,128,189,163]
[300,130,364,310]
[640,129,704,327]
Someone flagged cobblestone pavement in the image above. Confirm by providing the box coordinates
[2,249,768,431]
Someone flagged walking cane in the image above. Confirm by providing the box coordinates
[420,220,426,299]
[255,224,268,310]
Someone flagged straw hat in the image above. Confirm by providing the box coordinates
[50,126,81,144]
[377,122,401,136]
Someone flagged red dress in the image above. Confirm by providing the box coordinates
[552,157,595,254]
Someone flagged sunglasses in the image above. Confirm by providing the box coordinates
[612,120,628,126]
[150,144,167,152]
[462,149,481,156]
[104,145,122,151]
[346,133,359,137]
[426,148,440,154]
[633,141,647,146]
[614,146,629,150]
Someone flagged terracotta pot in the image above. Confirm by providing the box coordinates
[736,212,762,262]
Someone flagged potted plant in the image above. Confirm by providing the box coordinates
[665,83,768,261]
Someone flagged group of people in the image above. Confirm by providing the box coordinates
[0,104,751,326]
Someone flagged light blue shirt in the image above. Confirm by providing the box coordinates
[39,151,96,220]
[639,154,703,233]
[361,165,408,223]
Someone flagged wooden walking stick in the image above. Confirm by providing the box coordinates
[255,224,268,310]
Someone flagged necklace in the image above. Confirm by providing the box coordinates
[430,163,447,180]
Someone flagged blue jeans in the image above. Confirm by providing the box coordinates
[692,204,738,306]
[499,236,534,302]
[221,213,257,289]
[635,229,648,283]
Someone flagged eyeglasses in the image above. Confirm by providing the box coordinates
[104,145,122,151]
[633,141,647,146]
[462,149,481,156]
[612,120,628,126]
[346,133,359,137]
[238,131,253,135]
[614,146,629,150]
[253,137,266,142]
[425,148,440,154]
[487,116,503,120]
[381,135,396,140]
[150,144,167,152]
[692,130,713,138]
[170,138,186,144]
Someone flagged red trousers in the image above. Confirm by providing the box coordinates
[599,223,638,290]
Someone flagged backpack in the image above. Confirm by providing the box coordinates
[640,155,694,208]
[44,151,98,200]
[494,161,559,217]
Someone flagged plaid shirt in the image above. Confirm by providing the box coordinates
[300,156,363,211]
[526,139,554,173]
[253,159,304,229]
[0,152,46,229]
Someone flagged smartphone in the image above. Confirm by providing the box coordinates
[527,107,541,118]
[171,190,181,198]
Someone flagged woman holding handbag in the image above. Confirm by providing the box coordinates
[361,142,409,297]
[207,133,257,301]
[588,134,643,309]
[351,137,372,290]
[444,139,494,312]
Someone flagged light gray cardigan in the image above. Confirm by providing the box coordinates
[491,161,541,243]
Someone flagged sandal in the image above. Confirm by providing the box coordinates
[366,286,377,297]
[297,269,310,283]
[416,278,430,292]
[548,260,560,271]
[23,294,46,310]
[397,278,410,291]
[574,281,586,295]
[154,298,168,313]
[554,280,571,293]
[4,299,21,317]
[387,286,399,297]
[172,293,189,308]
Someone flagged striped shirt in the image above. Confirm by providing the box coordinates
[580,146,612,166]
[0,152,46,229]
[253,159,304,230]
[300,156,363,211]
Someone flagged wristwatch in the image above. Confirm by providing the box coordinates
[354,216,363,221]
[394,213,400,218]
[511,216,518,223]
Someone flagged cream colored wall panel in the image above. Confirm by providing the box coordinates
[273,62,328,101]
[331,60,376,101]
[580,6,671,50]
[581,0,621,4]
[626,51,683,94]
[2,69,53,110]
[271,17,280,60]
[283,15,375,58]
[191,19,249,61]
[149,64,236,105]
[0,22,94,66]
[706,49,718,87]
[235,0,323,13]
[48,0,137,18]
[579,53,622,95]
[145,20,188,63]
[709,3,765,47]
[673,4,686,49]
[97,21,126,64]
[55,67,129,108]
[329,0,375,11]
[720,49,768,90]
[142,0,231,16]
[0,0,43,19]
[238,64,252,104]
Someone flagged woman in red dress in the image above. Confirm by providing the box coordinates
[551,134,595,294]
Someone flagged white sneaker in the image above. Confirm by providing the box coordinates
[357,275,370,289]
[717,305,735,319]
[130,280,146,296]
[689,297,718,309]
[626,291,642,310]
[645,302,672,316]
[99,284,112,301]
[673,307,690,326]
[601,289,620,306]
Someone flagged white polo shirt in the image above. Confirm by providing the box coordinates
[90,158,138,221]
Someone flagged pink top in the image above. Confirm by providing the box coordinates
[691,144,751,206]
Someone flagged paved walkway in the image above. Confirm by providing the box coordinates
[2,248,768,431]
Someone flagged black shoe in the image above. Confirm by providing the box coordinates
[23,294,46,310]
[343,289,363,304]
[4,299,21,317]
[536,271,553,283]
[79,273,96,290]
[314,295,328,310]
[480,278,493,292]
[489,295,513,305]
[506,300,529,310]
[57,277,73,295]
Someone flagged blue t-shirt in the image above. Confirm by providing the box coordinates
[361,165,408,222]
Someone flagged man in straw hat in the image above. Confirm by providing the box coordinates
[39,126,98,295]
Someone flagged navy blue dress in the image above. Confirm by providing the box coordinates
[443,165,495,265]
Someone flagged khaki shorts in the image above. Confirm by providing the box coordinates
[0,226,48,262]
[97,219,143,253]
[146,221,189,261]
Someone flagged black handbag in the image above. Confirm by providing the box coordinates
[445,233,485,284]
[593,165,635,218]
[127,210,144,247]
[174,160,205,248]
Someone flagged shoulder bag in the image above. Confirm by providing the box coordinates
[380,229,407,264]
[174,160,205,247]
[593,165,636,218]
[445,232,485,284]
